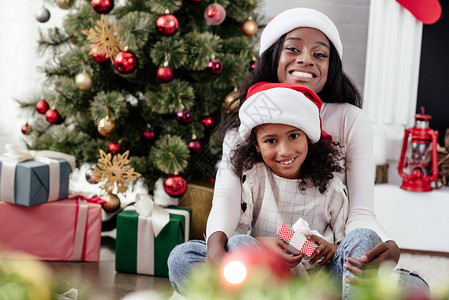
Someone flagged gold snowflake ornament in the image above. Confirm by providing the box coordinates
[93,150,141,195]
[82,14,123,61]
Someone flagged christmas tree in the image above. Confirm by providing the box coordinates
[20,0,261,196]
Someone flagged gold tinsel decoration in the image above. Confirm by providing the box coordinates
[93,150,141,195]
[82,15,123,62]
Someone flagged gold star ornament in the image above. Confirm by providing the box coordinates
[93,150,141,195]
[82,14,123,62]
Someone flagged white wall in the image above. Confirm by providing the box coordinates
[0,1,65,153]
[0,0,370,153]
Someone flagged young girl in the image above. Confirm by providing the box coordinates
[168,82,351,294]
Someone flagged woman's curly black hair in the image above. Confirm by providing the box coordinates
[230,128,344,194]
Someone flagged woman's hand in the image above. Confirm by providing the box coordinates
[255,236,304,269]
[344,240,400,284]
[206,231,228,265]
[308,235,338,266]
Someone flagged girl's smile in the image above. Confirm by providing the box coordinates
[255,123,308,179]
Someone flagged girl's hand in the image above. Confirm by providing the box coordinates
[344,240,400,284]
[256,236,304,269]
[308,235,338,266]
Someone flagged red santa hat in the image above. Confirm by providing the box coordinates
[238,82,331,143]
[259,7,343,60]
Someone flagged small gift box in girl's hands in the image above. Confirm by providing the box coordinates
[276,218,319,257]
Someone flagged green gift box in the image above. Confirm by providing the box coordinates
[115,201,191,277]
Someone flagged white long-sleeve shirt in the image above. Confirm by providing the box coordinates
[206,102,390,242]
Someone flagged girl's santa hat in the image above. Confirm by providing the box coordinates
[238,82,331,143]
[259,7,343,60]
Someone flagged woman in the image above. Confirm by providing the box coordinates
[169,7,428,297]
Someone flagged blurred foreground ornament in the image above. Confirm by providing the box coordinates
[156,14,179,36]
[164,175,187,197]
[75,71,93,91]
[114,51,137,74]
[36,99,49,114]
[398,107,439,192]
[35,6,50,23]
[204,3,226,25]
[91,0,114,14]
[21,123,32,135]
[241,18,258,36]
[93,149,141,212]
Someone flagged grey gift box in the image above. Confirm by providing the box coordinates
[0,159,71,206]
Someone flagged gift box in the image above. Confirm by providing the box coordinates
[178,179,214,240]
[0,198,102,261]
[276,220,318,257]
[115,194,191,277]
[0,145,75,207]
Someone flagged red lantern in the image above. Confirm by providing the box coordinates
[397,107,439,192]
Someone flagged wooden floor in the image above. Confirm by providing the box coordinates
[46,236,174,300]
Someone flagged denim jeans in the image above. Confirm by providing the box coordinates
[167,228,429,298]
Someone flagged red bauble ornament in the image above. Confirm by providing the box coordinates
[188,140,202,153]
[108,141,121,154]
[176,111,193,125]
[207,59,223,75]
[21,123,32,135]
[156,14,179,36]
[202,116,214,128]
[157,66,174,83]
[36,100,49,114]
[91,0,114,14]
[46,109,63,124]
[90,47,109,64]
[164,175,187,197]
[204,3,226,25]
[143,129,155,141]
[114,51,137,74]
[187,0,202,2]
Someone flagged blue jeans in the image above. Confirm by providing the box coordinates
[167,228,429,298]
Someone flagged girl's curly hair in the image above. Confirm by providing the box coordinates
[230,128,343,194]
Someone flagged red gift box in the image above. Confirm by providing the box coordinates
[0,198,102,261]
[276,224,318,257]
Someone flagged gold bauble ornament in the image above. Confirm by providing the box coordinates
[101,193,121,212]
[97,116,116,137]
[223,89,240,113]
[241,19,258,36]
[75,72,93,91]
[56,0,74,9]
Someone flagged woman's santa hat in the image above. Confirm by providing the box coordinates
[238,82,331,143]
[259,7,343,60]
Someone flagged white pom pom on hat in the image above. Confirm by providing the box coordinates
[238,82,332,143]
[259,7,343,60]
